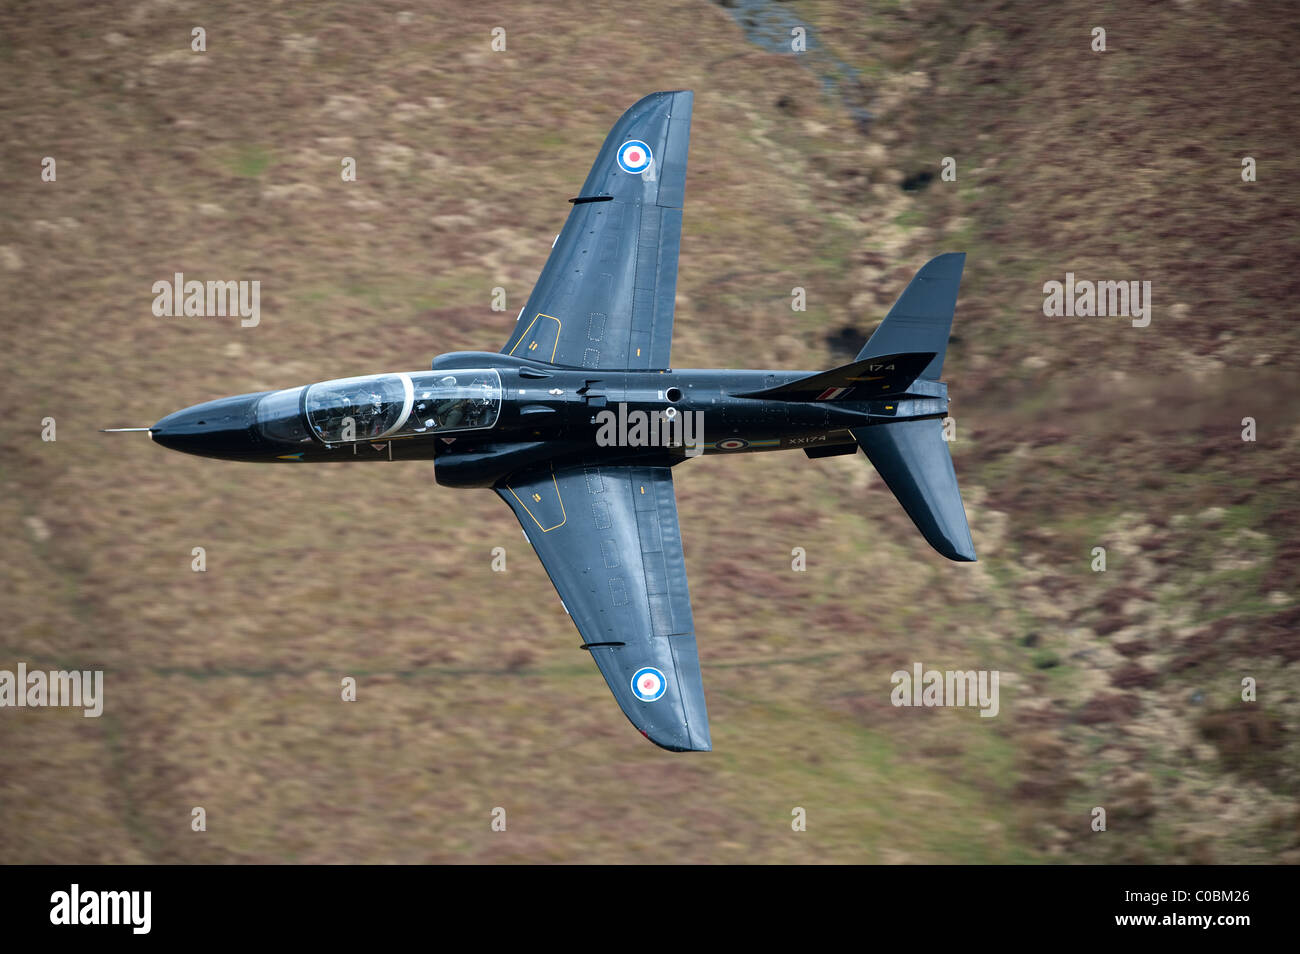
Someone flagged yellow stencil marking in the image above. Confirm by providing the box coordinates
[507,464,567,532]
[507,313,562,363]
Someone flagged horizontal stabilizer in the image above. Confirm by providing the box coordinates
[852,418,976,562]
[736,351,934,402]
[859,252,966,381]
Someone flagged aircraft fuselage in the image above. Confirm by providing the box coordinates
[149,350,950,488]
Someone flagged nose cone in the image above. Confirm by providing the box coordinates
[152,393,267,459]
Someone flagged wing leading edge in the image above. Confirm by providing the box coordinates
[495,462,710,751]
[501,90,692,370]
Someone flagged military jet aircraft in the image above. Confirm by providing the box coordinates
[120,91,976,751]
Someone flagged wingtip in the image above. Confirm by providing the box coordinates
[653,740,713,753]
[921,251,966,278]
[940,537,978,562]
[642,724,712,753]
[630,90,693,111]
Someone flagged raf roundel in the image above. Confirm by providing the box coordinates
[617,140,653,175]
[630,666,667,702]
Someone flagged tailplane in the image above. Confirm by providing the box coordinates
[857,252,965,379]
[853,252,975,562]
[852,419,976,561]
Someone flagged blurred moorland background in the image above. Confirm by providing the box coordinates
[1,0,1297,863]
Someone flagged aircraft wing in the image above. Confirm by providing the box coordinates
[495,461,710,751]
[501,90,692,371]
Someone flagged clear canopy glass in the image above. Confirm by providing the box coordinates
[304,370,501,444]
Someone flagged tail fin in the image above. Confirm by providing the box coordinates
[853,419,976,561]
[858,252,965,380]
[735,351,934,402]
[854,252,974,561]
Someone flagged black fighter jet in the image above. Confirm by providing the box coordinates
[125,91,976,751]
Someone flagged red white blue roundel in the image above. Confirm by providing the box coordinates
[631,666,667,702]
[617,140,653,175]
[718,438,748,450]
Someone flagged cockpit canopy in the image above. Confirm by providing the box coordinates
[304,369,502,444]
